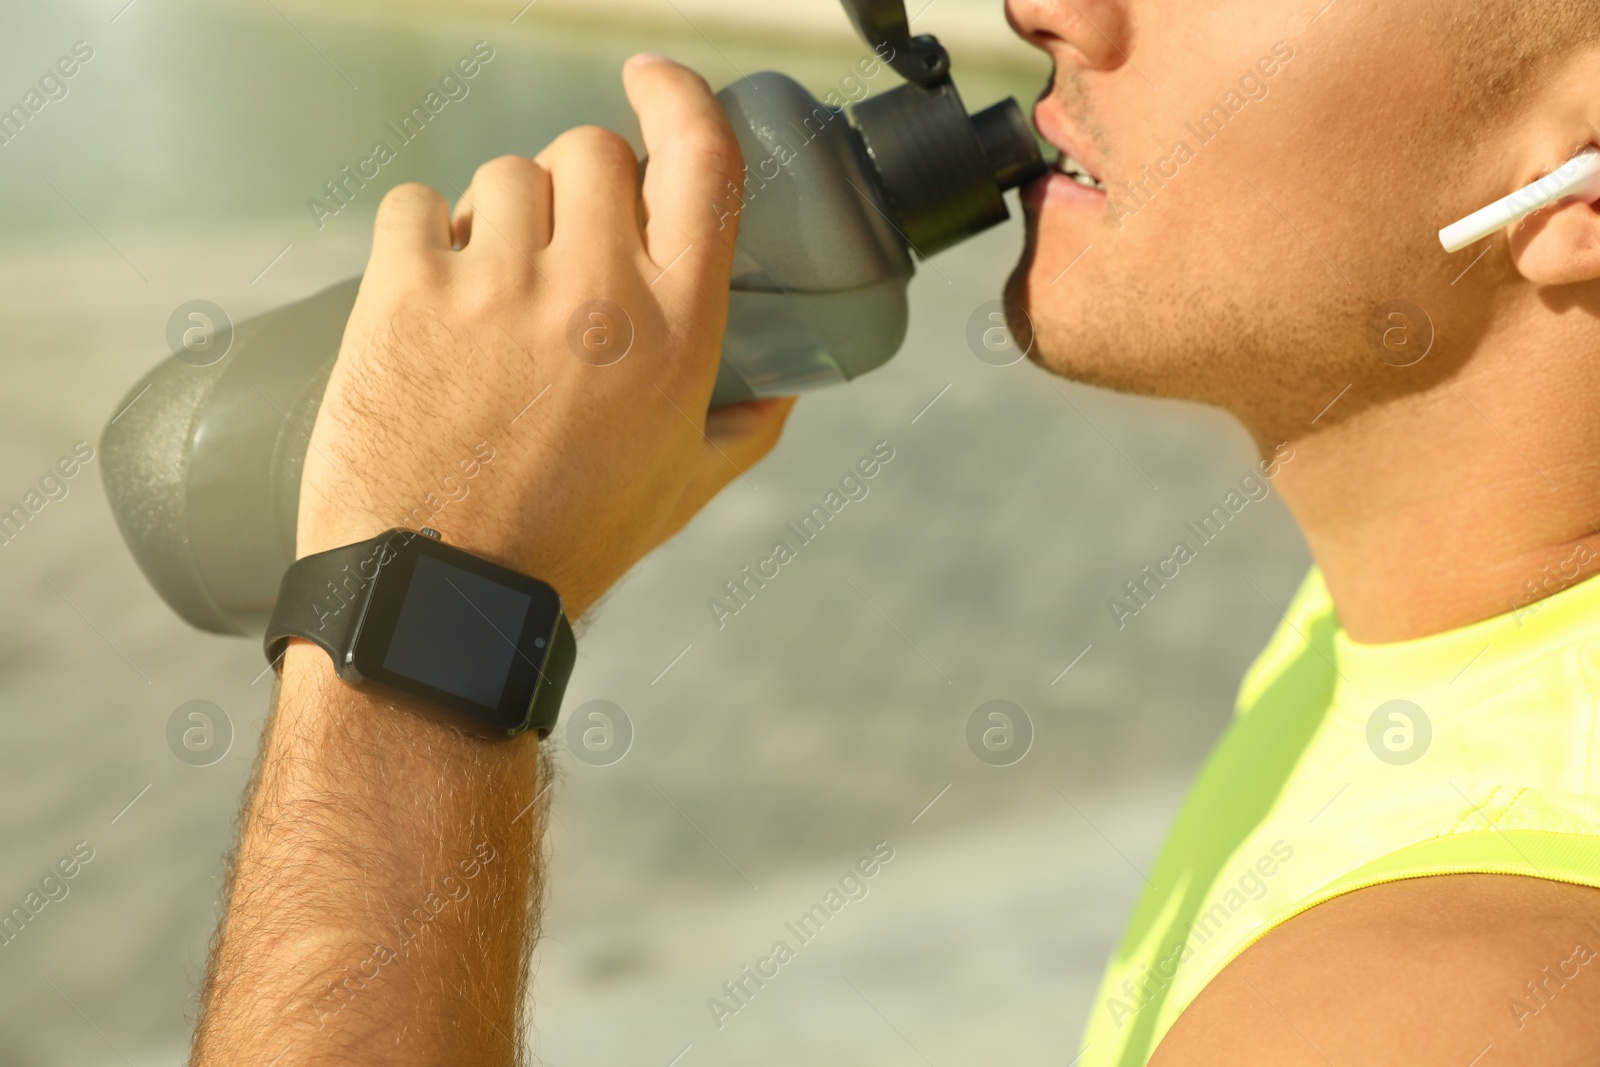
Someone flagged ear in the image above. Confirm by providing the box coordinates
[1506,178,1600,286]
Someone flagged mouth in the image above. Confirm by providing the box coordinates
[1052,151,1106,192]
[1025,97,1109,213]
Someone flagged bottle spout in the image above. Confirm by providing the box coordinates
[836,0,1045,259]
[973,97,1049,193]
[850,81,1045,259]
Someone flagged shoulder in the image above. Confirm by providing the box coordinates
[1150,874,1600,1066]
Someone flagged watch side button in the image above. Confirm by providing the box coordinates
[420,527,442,541]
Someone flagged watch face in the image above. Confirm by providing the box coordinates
[350,532,563,734]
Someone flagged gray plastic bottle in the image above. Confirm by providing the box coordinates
[100,0,1045,636]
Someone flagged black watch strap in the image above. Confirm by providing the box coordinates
[264,529,577,739]
[263,535,397,670]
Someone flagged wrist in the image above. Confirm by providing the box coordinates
[296,513,592,621]
[268,639,545,881]
[267,642,545,882]
[201,640,546,1067]
[276,640,542,761]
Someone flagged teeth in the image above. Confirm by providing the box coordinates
[1053,152,1105,191]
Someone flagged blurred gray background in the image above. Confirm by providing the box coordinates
[0,0,1310,1063]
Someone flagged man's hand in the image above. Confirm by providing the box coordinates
[192,55,791,1067]
[297,52,793,619]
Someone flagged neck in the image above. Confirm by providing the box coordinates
[1264,299,1600,644]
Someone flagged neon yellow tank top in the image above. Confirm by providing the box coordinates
[1078,567,1600,1065]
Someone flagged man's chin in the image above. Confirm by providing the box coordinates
[1005,216,1095,379]
[1003,248,1096,387]
[1003,251,1171,400]
[1001,258,1034,350]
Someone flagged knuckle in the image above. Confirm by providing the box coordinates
[453,263,532,317]
[552,125,637,169]
[376,182,446,222]
[470,153,546,191]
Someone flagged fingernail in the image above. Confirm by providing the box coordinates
[627,52,669,67]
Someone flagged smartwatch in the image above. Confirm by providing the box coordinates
[264,527,576,739]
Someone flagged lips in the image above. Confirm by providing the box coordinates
[1052,152,1105,191]
[1031,98,1107,192]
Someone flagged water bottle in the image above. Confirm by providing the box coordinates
[100,0,1046,636]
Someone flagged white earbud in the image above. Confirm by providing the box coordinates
[1439,147,1600,253]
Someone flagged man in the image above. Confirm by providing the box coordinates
[190,1,1600,1064]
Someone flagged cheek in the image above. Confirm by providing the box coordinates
[1014,0,1418,406]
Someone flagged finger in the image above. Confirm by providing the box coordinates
[450,193,473,249]
[454,155,555,263]
[372,183,453,261]
[704,395,795,453]
[667,397,797,529]
[623,54,745,288]
[533,125,643,255]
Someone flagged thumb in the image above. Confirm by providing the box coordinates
[662,397,797,537]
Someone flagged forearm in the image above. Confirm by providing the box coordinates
[192,641,551,1067]
[185,52,782,1064]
